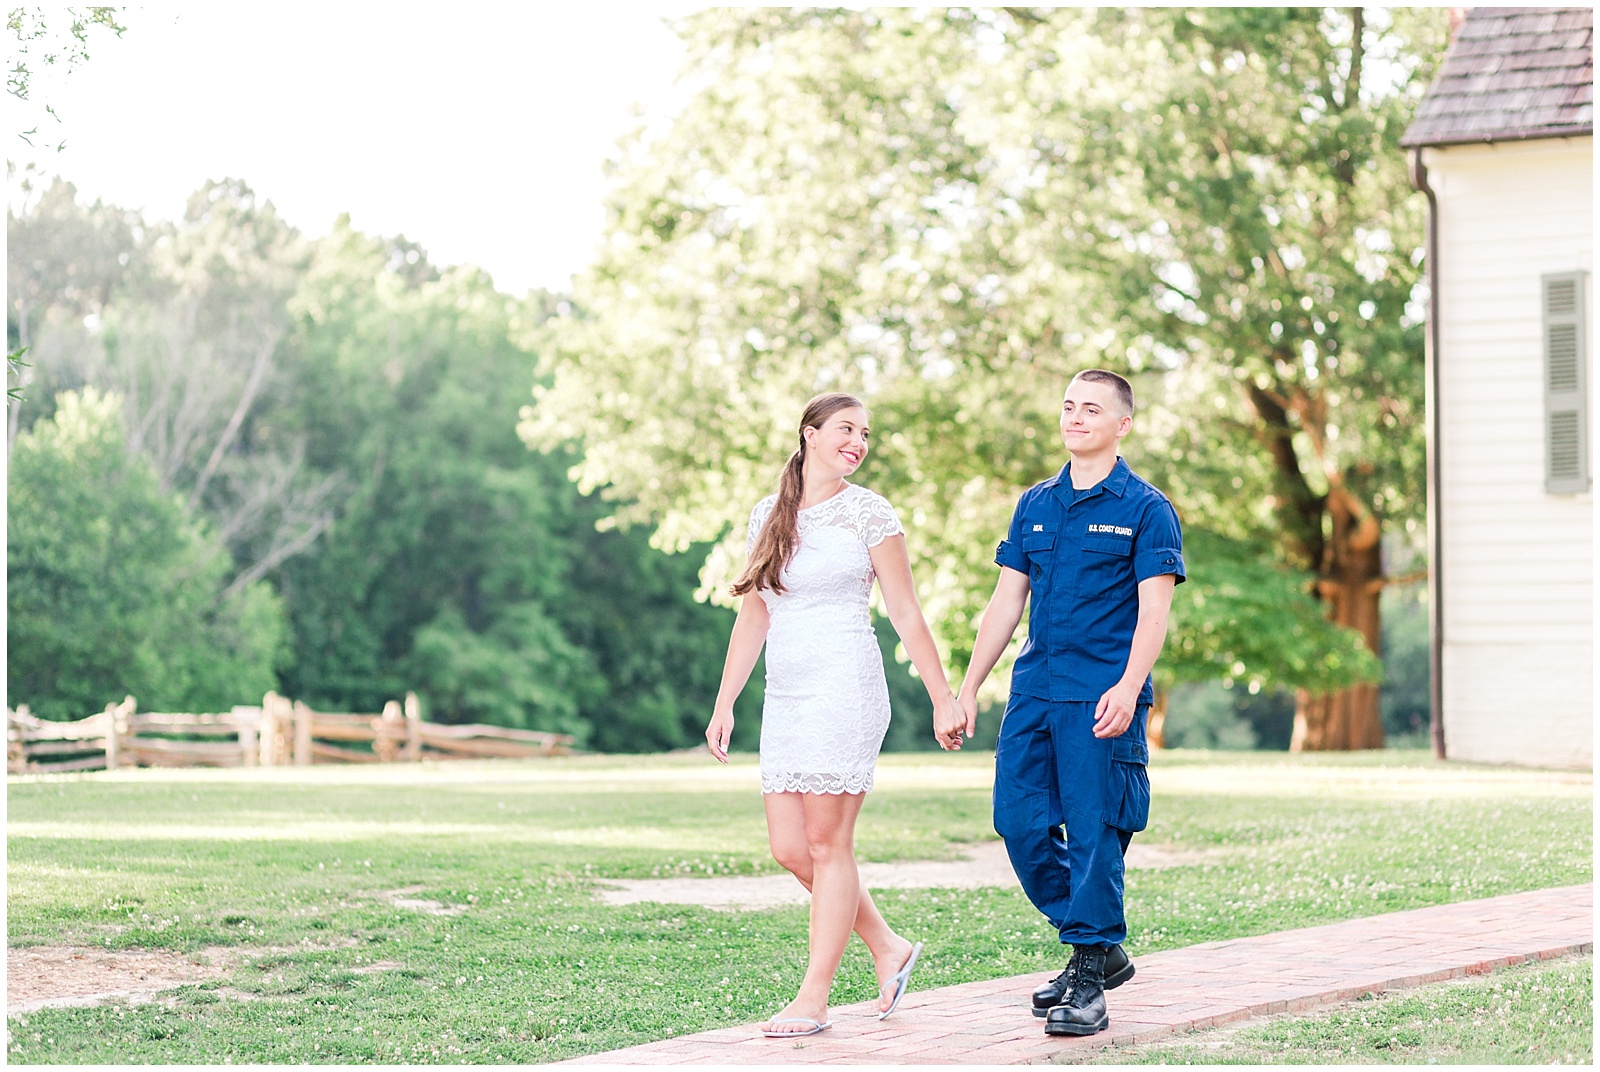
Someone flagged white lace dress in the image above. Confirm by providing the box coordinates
[748,483,905,795]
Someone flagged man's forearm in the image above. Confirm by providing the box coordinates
[962,601,1024,695]
[1115,606,1170,696]
[1111,574,1176,697]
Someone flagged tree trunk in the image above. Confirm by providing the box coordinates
[1290,488,1386,751]
[1146,685,1168,750]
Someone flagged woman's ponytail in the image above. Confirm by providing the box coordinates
[731,392,863,597]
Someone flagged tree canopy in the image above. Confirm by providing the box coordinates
[526,8,1445,742]
[8,8,1451,752]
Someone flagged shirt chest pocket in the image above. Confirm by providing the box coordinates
[1079,534,1133,589]
[1021,531,1056,581]
[1083,535,1133,557]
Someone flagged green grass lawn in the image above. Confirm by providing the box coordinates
[1064,953,1593,1065]
[6,749,1592,1064]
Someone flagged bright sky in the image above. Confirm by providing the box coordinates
[9,3,700,296]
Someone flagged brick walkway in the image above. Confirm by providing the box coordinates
[562,884,1592,1065]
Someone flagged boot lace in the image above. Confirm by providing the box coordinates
[1065,953,1105,1008]
[1066,973,1100,1008]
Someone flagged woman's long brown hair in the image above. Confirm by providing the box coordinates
[731,392,865,597]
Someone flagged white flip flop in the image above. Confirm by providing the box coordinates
[877,941,923,1020]
[761,1017,833,1038]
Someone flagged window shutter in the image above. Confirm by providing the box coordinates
[1543,271,1590,494]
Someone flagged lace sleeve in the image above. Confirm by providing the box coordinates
[857,489,905,548]
[747,496,776,556]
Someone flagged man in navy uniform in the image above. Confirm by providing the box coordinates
[941,369,1184,1036]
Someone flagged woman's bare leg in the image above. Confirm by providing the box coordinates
[763,791,917,1024]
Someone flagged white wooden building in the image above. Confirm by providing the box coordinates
[1402,8,1593,769]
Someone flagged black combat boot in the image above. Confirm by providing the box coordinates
[1030,942,1133,1017]
[1044,944,1110,1036]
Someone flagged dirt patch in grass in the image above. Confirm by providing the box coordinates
[597,838,1218,909]
[348,959,405,975]
[6,945,236,1014]
[6,937,396,1014]
[380,885,468,916]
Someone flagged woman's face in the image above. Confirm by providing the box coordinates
[804,405,870,477]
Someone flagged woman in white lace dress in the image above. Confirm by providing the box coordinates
[705,392,964,1038]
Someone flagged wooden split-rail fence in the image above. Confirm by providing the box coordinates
[7,693,575,775]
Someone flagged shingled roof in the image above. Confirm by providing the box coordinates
[1401,7,1593,148]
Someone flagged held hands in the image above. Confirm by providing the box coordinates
[1093,682,1140,739]
[705,709,734,763]
[935,689,977,751]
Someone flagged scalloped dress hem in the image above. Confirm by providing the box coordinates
[761,772,875,795]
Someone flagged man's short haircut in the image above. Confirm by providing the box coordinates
[1070,369,1135,416]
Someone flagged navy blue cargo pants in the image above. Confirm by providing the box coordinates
[992,694,1151,947]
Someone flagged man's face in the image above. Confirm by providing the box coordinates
[1059,378,1132,456]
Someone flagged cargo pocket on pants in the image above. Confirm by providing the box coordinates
[1107,731,1150,833]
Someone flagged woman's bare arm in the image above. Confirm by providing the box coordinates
[869,534,963,748]
[705,594,770,762]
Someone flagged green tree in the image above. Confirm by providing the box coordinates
[271,221,594,733]
[8,177,335,592]
[1058,7,1446,749]
[525,8,1445,747]
[9,181,755,750]
[7,387,284,719]
[1157,526,1378,745]
[275,221,749,748]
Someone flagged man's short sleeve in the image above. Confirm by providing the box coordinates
[995,496,1029,574]
[1134,500,1186,584]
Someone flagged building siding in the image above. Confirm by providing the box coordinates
[1425,137,1593,770]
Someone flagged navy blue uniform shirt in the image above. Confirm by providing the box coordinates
[995,457,1186,705]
